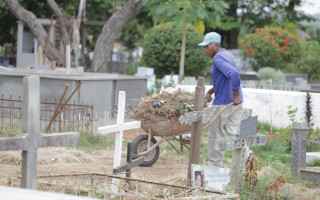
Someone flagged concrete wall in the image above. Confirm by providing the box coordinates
[178,85,320,129]
[0,68,147,120]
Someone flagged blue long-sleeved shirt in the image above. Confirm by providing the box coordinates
[211,48,243,105]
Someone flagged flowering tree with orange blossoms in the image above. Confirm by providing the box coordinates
[239,26,301,72]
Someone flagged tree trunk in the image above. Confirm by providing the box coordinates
[179,21,187,82]
[47,0,69,47]
[5,0,63,66]
[228,29,239,49]
[71,0,86,68]
[90,0,142,72]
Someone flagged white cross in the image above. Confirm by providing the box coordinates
[97,91,141,192]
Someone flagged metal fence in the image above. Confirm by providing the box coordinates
[0,95,93,134]
[6,173,240,199]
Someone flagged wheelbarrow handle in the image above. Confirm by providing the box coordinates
[202,103,234,129]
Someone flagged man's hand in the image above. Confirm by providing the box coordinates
[205,87,214,102]
[232,96,242,105]
[233,89,242,105]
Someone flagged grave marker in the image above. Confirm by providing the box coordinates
[0,76,80,189]
[291,123,308,177]
[216,114,267,190]
[97,91,141,169]
[179,93,267,190]
[290,123,320,185]
[187,77,205,181]
[97,91,141,191]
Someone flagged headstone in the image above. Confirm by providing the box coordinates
[162,74,179,87]
[291,123,308,176]
[134,67,156,91]
[179,105,267,190]
[291,124,320,185]
[0,76,80,189]
[16,22,37,68]
[192,164,230,192]
[182,76,197,85]
[217,113,267,190]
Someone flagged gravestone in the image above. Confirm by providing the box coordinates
[16,22,38,68]
[162,74,179,87]
[97,91,141,191]
[217,113,267,190]
[179,101,267,190]
[0,76,80,189]
[291,123,308,176]
[291,123,320,185]
[182,76,197,85]
[134,67,156,91]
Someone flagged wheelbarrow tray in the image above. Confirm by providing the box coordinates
[141,118,211,137]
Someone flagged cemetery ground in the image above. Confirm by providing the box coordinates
[0,123,320,199]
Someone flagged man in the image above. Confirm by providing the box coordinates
[198,32,244,167]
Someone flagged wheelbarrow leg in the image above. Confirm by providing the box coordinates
[179,135,183,153]
[147,126,152,149]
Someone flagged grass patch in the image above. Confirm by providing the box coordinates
[0,125,21,137]
[75,131,116,150]
[306,159,320,167]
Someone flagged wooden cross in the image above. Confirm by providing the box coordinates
[216,114,267,190]
[0,76,80,190]
[97,91,141,191]
[179,77,230,182]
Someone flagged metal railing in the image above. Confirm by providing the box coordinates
[0,95,93,134]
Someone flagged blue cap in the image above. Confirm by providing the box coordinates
[197,32,221,47]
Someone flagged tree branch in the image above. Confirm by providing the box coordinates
[5,0,63,66]
[90,0,143,72]
[47,0,69,46]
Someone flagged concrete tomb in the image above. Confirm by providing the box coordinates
[0,67,147,121]
[0,76,80,189]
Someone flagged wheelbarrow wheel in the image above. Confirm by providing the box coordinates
[133,134,160,167]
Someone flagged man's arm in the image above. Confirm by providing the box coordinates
[205,87,214,102]
[233,89,242,105]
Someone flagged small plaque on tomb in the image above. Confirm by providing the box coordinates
[239,116,258,139]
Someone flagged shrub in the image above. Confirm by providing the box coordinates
[142,22,210,79]
[257,67,285,84]
[239,26,301,71]
[297,40,320,81]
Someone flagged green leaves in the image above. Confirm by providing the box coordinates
[239,25,302,72]
[142,22,209,79]
[142,0,227,25]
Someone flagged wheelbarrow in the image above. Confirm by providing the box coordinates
[131,103,233,167]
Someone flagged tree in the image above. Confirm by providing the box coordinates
[142,22,209,79]
[142,0,228,81]
[4,0,64,65]
[4,0,142,71]
[208,0,315,49]
[90,0,142,72]
[239,25,301,72]
[297,40,320,81]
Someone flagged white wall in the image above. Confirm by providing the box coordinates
[178,85,320,129]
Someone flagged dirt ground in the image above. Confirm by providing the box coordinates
[0,129,319,199]
[0,129,189,188]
